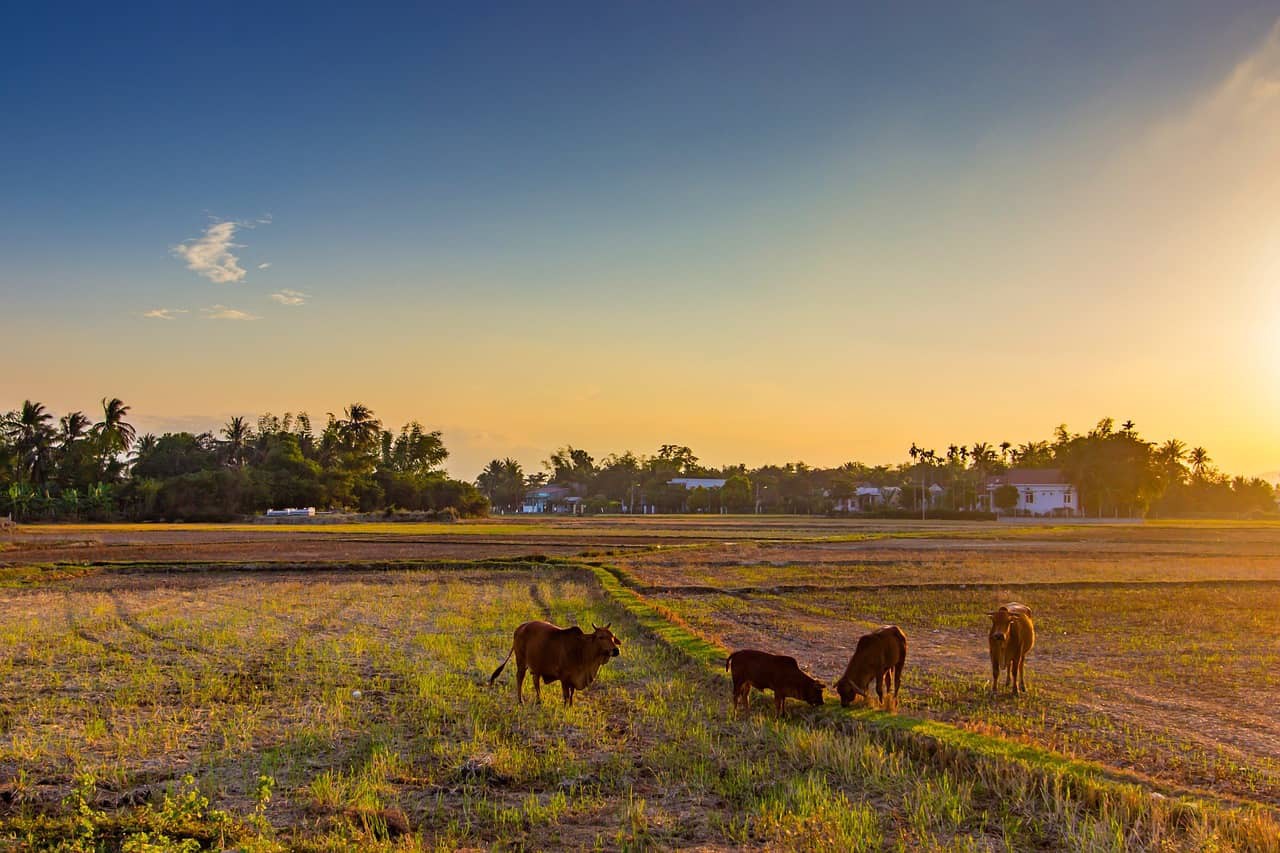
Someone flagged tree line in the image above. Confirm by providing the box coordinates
[1,399,486,521]
[475,419,1276,518]
[4,404,1274,522]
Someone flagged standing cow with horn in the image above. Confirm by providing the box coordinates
[490,620,622,706]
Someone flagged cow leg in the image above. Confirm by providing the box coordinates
[532,674,542,704]
[774,692,785,717]
[562,683,573,706]
[1017,655,1029,693]
[875,671,886,705]
[516,664,526,705]
[733,680,750,713]
[991,654,1000,694]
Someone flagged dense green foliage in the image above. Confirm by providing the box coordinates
[0,400,487,521]
[474,419,1276,518]
[4,402,1273,521]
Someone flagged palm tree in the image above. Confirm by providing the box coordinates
[1154,439,1187,486]
[5,400,56,484]
[336,403,382,454]
[133,433,159,459]
[969,443,998,510]
[94,397,136,455]
[58,411,91,447]
[222,416,253,468]
[1013,441,1051,468]
[52,410,94,488]
[477,457,526,511]
[92,398,135,481]
[1188,446,1212,478]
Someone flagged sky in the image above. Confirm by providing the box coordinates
[3,2,1280,479]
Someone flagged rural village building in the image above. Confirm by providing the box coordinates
[829,484,904,512]
[521,485,575,514]
[980,468,1079,516]
[668,477,727,490]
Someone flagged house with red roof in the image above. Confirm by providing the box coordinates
[980,468,1079,517]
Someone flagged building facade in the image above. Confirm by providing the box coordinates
[981,468,1079,516]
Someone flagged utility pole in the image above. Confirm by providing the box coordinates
[921,462,927,522]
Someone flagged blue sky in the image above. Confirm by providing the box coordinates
[4,2,1280,477]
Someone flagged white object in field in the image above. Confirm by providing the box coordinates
[265,507,316,517]
[351,689,362,699]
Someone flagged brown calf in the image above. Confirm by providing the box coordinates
[835,625,906,707]
[725,649,824,715]
[489,620,621,706]
[987,603,1035,694]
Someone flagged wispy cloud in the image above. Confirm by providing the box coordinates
[257,262,272,270]
[1213,19,1280,116]
[173,221,247,283]
[270,288,308,306]
[202,304,260,321]
[142,308,188,320]
[171,216,271,284]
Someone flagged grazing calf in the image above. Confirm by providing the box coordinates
[835,625,907,707]
[489,620,621,706]
[726,649,824,715]
[987,603,1035,694]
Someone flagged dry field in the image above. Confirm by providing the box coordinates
[2,517,1279,850]
[613,524,1280,809]
[2,564,1230,851]
[0,516,1036,569]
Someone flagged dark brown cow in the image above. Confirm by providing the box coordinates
[489,620,621,706]
[835,625,907,708]
[987,603,1035,694]
[725,649,824,715]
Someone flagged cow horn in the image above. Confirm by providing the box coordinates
[592,623,599,631]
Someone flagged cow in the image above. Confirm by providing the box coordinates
[835,625,907,708]
[987,603,1035,694]
[725,649,824,715]
[489,620,621,706]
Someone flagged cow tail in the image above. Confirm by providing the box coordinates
[489,647,514,685]
[725,651,736,671]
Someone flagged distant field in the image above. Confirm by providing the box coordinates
[617,542,1280,589]
[2,517,1279,849]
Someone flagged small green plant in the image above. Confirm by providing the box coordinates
[250,774,275,837]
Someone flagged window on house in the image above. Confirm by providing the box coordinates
[1024,491,1034,503]
[1064,491,1072,504]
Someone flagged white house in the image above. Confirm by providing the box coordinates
[522,485,574,513]
[668,477,727,490]
[265,507,315,517]
[981,469,1078,517]
[830,485,901,512]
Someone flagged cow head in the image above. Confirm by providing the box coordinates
[987,607,1017,646]
[836,672,870,707]
[590,623,622,659]
[801,674,825,706]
